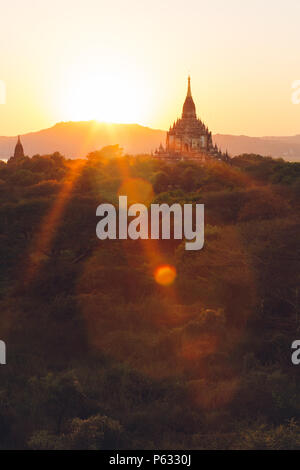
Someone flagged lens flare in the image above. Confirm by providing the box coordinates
[154,265,177,286]
[118,177,154,206]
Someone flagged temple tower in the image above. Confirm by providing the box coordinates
[13,136,25,159]
[182,76,196,119]
[155,76,229,162]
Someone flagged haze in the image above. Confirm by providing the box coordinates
[1,0,300,136]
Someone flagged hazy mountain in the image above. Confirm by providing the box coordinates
[1,121,300,161]
[0,121,165,159]
[213,134,300,162]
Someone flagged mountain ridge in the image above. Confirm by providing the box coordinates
[1,121,300,161]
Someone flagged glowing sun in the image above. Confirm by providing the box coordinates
[59,65,148,124]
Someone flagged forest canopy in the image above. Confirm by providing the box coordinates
[0,147,299,449]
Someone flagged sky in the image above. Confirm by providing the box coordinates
[0,0,300,136]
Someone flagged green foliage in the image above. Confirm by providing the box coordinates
[235,419,300,450]
[0,149,299,449]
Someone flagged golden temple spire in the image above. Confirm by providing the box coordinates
[187,75,192,97]
[182,75,196,118]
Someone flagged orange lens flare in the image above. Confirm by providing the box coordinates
[24,159,86,284]
[118,177,154,206]
[154,265,177,286]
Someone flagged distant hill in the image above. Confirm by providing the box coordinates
[213,134,300,162]
[0,121,165,159]
[0,121,300,161]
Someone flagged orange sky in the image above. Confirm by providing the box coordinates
[0,0,300,136]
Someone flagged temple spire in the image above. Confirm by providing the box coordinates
[13,135,25,160]
[182,75,196,118]
[187,75,192,97]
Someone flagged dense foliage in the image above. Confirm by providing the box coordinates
[0,147,299,449]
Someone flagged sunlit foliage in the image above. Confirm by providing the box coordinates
[0,148,299,449]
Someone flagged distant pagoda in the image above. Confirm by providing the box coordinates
[9,135,25,162]
[155,76,229,162]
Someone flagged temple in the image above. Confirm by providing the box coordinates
[9,136,25,162]
[155,77,229,162]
